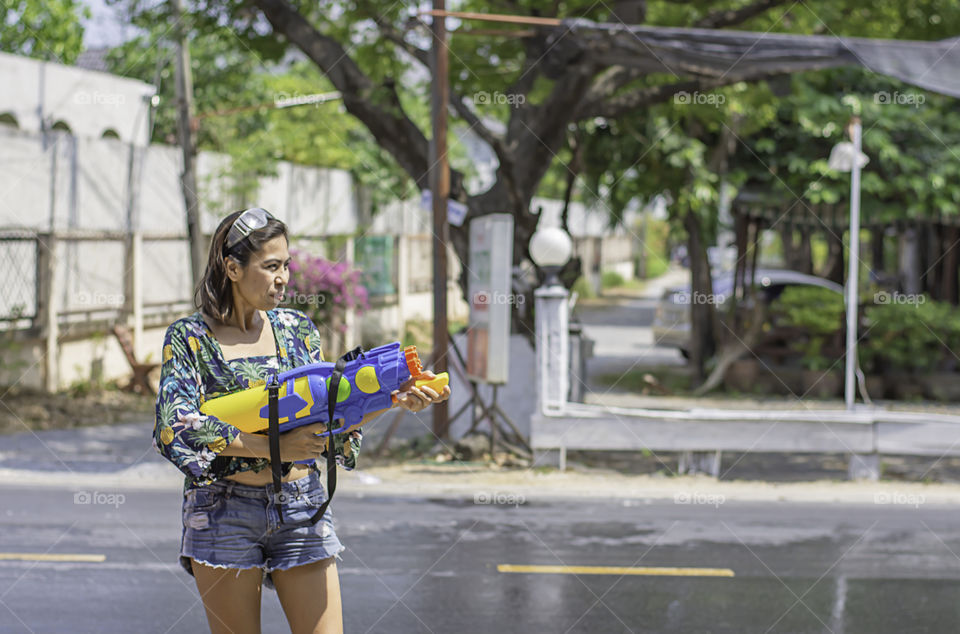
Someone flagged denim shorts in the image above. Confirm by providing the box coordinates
[178,469,344,590]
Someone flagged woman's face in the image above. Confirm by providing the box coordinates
[225,235,290,311]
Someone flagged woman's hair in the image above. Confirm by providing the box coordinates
[194,209,288,324]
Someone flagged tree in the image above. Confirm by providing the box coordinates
[240,0,825,343]
[111,0,960,365]
[735,67,960,299]
[0,0,88,64]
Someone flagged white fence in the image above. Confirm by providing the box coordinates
[531,282,960,480]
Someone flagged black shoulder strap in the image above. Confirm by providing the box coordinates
[270,346,365,527]
[267,375,286,522]
[307,346,364,525]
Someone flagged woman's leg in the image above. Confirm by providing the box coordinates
[191,559,264,634]
[271,556,343,634]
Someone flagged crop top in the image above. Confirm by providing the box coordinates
[152,307,362,492]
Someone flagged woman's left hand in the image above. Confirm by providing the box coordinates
[394,371,451,413]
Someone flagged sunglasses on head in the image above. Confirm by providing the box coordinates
[225,207,274,251]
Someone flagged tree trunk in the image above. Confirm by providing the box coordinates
[780,221,802,271]
[900,225,921,295]
[921,223,939,299]
[821,210,845,284]
[942,226,959,305]
[684,209,716,384]
[732,212,749,331]
[798,224,813,274]
[871,226,885,275]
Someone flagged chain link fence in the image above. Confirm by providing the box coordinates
[0,231,38,323]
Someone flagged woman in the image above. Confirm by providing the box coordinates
[153,208,450,634]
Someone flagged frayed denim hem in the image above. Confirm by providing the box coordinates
[182,555,264,577]
[180,547,344,591]
[261,545,345,590]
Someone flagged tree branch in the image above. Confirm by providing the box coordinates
[693,0,793,29]
[370,13,515,173]
[576,72,779,120]
[579,64,645,109]
[512,62,596,200]
[253,0,431,187]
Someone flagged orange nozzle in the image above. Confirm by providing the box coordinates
[404,345,423,377]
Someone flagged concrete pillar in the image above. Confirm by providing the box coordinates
[848,453,880,481]
[343,237,357,350]
[36,232,60,392]
[131,231,143,360]
[534,284,569,413]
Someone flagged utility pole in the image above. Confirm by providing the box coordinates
[429,0,450,439]
[171,0,205,292]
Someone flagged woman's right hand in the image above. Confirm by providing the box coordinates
[278,422,329,461]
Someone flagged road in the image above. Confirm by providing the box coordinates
[2,483,959,633]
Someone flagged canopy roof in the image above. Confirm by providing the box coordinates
[552,20,960,98]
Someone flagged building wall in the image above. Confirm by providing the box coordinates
[0,50,155,146]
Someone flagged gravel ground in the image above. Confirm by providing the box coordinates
[0,385,154,434]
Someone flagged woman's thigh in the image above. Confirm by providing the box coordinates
[271,557,343,634]
[191,559,264,634]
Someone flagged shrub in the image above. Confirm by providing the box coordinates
[771,286,845,371]
[601,270,626,289]
[860,297,959,373]
[571,275,596,299]
[285,248,370,336]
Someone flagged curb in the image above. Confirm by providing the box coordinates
[2,463,960,507]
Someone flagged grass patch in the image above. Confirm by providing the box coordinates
[594,368,692,394]
[572,275,597,299]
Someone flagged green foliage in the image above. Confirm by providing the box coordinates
[107,19,418,210]
[0,0,88,64]
[637,217,672,279]
[0,306,28,383]
[772,286,846,371]
[571,275,596,300]
[735,67,960,224]
[601,270,626,289]
[106,0,960,241]
[860,298,960,373]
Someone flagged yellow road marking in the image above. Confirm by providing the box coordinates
[0,553,106,563]
[497,564,734,577]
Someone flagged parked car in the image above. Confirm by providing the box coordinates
[652,268,844,357]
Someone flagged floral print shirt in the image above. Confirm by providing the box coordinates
[153,307,363,492]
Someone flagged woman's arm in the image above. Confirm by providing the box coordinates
[154,324,243,480]
[342,406,393,435]
[338,376,451,436]
[218,431,270,458]
[220,423,332,460]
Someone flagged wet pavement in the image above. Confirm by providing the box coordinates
[2,484,960,633]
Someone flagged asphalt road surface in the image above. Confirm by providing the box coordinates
[2,484,960,633]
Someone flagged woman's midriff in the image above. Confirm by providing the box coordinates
[224,462,313,485]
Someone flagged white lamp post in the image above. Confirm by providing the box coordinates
[530,227,574,287]
[530,227,574,414]
[827,116,869,411]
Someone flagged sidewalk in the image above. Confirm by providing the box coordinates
[2,422,960,506]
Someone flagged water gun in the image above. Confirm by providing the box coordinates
[199,342,447,437]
